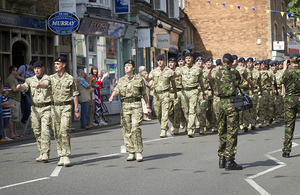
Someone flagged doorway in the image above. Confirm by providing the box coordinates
[12,41,27,68]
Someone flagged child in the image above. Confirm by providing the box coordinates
[2,87,15,141]
[0,83,9,142]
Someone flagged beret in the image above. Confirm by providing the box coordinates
[124,59,135,66]
[238,57,245,62]
[54,56,67,63]
[290,52,300,58]
[246,57,254,62]
[177,56,185,61]
[157,55,165,61]
[232,55,238,60]
[269,60,277,66]
[223,53,233,63]
[254,60,261,65]
[216,59,222,66]
[168,57,176,62]
[33,60,44,68]
[205,57,213,63]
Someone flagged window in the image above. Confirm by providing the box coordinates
[281,1,285,11]
[281,26,285,41]
[169,0,179,18]
[155,0,167,12]
[274,23,277,41]
[179,0,185,9]
[273,0,276,10]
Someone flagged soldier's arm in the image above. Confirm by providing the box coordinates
[143,94,152,115]
[109,90,118,103]
[171,80,177,99]
[73,96,80,119]
[247,78,255,93]
[16,84,26,92]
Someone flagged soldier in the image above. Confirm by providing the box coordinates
[39,56,80,166]
[17,61,52,162]
[212,59,222,124]
[259,60,275,127]
[177,56,185,67]
[248,60,263,129]
[208,53,242,170]
[168,57,182,135]
[176,53,206,138]
[233,56,255,131]
[269,60,281,123]
[147,55,177,138]
[109,60,151,162]
[282,53,300,158]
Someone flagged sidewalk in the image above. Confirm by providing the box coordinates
[0,114,121,145]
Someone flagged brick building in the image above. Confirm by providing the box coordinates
[184,0,288,60]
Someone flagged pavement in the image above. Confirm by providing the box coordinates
[0,114,121,145]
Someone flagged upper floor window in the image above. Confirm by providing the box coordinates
[274,23,278,41]
[87,0,111,8]
[281,26,285,41]
[155,0,167,12]
[169,0,179,18]
[273,0,276,10]
[281,1,285,11]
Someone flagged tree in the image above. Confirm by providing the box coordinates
[287,0,300,27]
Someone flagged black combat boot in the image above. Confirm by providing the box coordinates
[219,157,225,168]
[282,152,290,158]
[225,160,243,170]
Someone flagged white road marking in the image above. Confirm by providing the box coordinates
[245,142,299,195]
[81,153,121,162]
[0,177,50,190]
[50,166,63,177]
[18,143,36,147]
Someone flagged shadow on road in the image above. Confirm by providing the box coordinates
[241,159,277,169]
[143,152,182,161]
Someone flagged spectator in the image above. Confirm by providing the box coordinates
[91,67,107,126]
[100,70,110,101]
[77,69,93,129]
[17,60,36,124]
[5,66,22,140]
[1,87,15,141]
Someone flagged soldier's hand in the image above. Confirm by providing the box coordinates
[109,97,113,103]
[174,93,177,99]
[75,78,81,84]
[203,93,207,100]
[147,108,152,115]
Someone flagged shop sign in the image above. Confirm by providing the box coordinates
[157,34,170,49]
[137,29,151,48]
[48,12,80,35]
[115,0,130,14]
[0,12,46,30]
[273,41,284,51]
[76,56,86,68]
[78,18,125,37]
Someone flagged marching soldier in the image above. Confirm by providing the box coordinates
[177,56,185,67]
[38,56,80,166]
[176,53,206,138]
[147,55,177,138]
[109,60,151,162]
[17,61,52,162]
[168,57,182,135]
[282,53,300,158]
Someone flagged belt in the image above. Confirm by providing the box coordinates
[53,101,72,106]
[121,97,141,103]
[183,86,198,91]
[176,88,182,91]
[155,89,169,94]
[32,102,51,108]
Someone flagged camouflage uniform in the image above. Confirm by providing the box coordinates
[113,74,146,153]
[197,68,216,133]
[235,66,251,130]
[258,69,273,125]
[282,65,300,153]
[178,65,203,137]
[249,68,261,127]
[212,66,241,161]
[149,67,174,131]
[23,74,52,157]
[275,69,284,119]
[169,67,183,131]
[50,72,79,157]
[268,70,276,122]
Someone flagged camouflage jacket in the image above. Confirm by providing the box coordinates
[260,70,273,90]
[113,74,146,99]
[235,66,250,89]
[177,65,203,88]
[50,72,79,103]
[149,66,174,92]
[282,65,300,96]
[211,65,241,97]
[23,74,52,104]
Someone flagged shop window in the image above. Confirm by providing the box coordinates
[31,35,38,54]
[39,36,45,54]
[106,37,117,59]
[47,37,54,55]
[1,31,10,52]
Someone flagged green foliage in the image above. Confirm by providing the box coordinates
[287,0,300,16]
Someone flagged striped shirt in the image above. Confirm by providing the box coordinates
[2,95,11,118]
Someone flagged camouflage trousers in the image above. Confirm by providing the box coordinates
[257,90,270,124]
[121,102,143,153]
[239,90,251,128]
[181,89,199,135]
[213,96,221,121]
[218,97,239,161]
[169,91,182,129]
[197,93,217,129]
[274,93,284,120]
[249,93,259,126]
[153,91,170,130]
[52,104,72,157]
[282,96,300,153]
[31,105,51,156]
[269,90,276,121]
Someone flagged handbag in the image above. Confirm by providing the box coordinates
[228,68,253,112]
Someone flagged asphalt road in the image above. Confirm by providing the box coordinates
[1,119,300,195]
